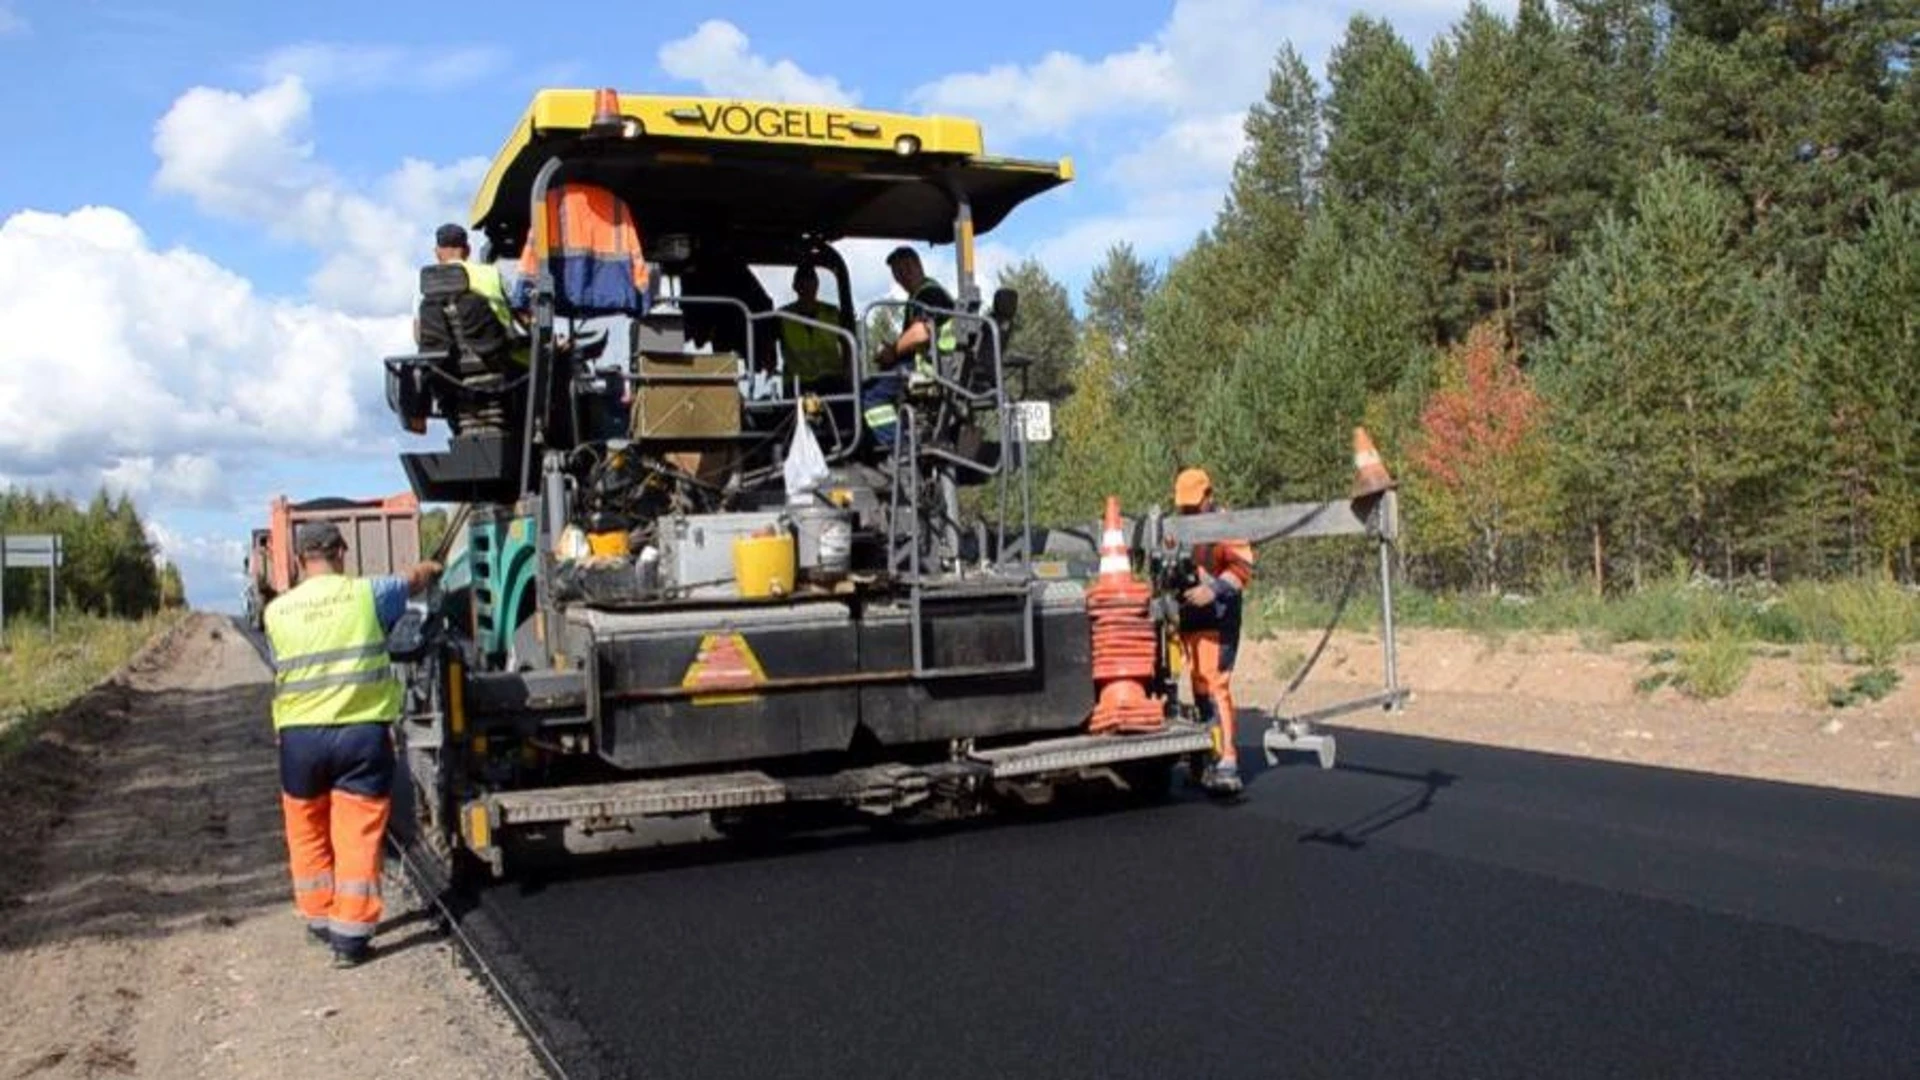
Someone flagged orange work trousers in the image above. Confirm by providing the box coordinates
[1180,630,1239,765]
[278,722,394,944]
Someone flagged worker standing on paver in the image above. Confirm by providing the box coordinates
[1174,468,1251,795]
[264,522,440,968]
[861,246,957,452]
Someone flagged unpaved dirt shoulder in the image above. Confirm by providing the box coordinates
[0,613,541,1080]
[1238,629,1920,797]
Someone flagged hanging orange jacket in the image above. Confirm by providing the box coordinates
[520,183,650,317]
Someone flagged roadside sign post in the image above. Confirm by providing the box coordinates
[0,533,64,644]
[1012,400,1053,445]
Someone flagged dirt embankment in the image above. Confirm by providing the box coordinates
[1239,628,1920,797]
[0,613,539,1080]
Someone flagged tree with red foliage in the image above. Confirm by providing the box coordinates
[1409,321,1555,593]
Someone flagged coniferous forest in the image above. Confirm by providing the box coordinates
[997,0,1915,596]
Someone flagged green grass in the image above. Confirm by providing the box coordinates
[0,614,175,760]
[1245,572,1919,663]
[1828,668,1902,709]
[1674,627,1753,700]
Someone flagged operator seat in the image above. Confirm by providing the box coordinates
[408,262,526,437]
[387,262,530,504]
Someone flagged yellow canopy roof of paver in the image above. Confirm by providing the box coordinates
[469,90,1074,257]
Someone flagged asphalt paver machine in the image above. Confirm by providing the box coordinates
[382,89,1405,877]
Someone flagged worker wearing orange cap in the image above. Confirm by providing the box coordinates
[1173,467,1252,794]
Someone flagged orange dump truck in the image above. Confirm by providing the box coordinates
[244,493,423,629]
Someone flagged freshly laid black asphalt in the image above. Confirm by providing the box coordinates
[470,730,1920,1080]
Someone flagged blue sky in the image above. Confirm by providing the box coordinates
[0,0,1506,609]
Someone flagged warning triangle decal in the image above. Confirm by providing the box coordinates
[681,632,767,705]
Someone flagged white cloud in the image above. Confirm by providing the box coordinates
[102,454,228,507]
[257,42,510,92]
[0,3,27,37]
[153,77,487,316]
[912,0,1334,141]
[146,521,249,612]
[1033,196,1213,281]
[1109,112,1249,192]
[658,20,856,105]
[912,45,1176,140]
[909,0,1511,296]
[0,207,408,499]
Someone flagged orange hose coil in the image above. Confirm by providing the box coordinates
[1087,496,1167,734]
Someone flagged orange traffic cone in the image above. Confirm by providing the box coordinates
[1087,497,1166,735]
[1351,427,1395,500]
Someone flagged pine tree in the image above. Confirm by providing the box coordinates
[1193,215,1430,506]
[1222,43,1321,265]
[110,493,160,617]
[1030,331,1168,526]
[994,258,1079,402]
[1657,4,1913,291]
[1431,3,1524,341]
[0,486,161,617]
[1082,243,1160,359]
[159,561,188,609]
[1814,190,1919,578]
[1537,156,1803,586]
[1124,232,1270,454]
[1555,0,1660,221]
[1322,16,1442,229]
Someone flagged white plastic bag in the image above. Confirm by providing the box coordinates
[783,402,830,505]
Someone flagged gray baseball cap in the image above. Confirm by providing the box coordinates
[295,521,347,554]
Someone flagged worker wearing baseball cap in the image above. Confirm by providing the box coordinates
[264,522,441,967]
[1173,467,1252,794]
[424,223,526,357]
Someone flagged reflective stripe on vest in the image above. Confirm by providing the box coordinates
[778,301,844,383]
[520,183,650,317]
[265,576,402,730]
[910,281,959,367]
[902,282,956,378]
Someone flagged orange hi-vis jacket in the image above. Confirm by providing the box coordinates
[1195,539,1254,594]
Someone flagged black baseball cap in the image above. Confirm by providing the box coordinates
[434,223,470,249]
[884,245,919,266]
[295,521,347,555]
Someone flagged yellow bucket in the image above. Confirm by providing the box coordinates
[732,531,796,598]
[587,531,629,558]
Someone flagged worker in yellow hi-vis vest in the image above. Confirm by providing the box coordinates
[861,246,957,454]
[264,522,440,968]
[777,263,848,392]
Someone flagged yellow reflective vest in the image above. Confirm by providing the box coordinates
[778,301,845,384]
[265,575,403,730]
[463,260,529,368]
[463,261,514,331]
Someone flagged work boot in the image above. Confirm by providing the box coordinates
[330,940,373,969]
[1202,759,1243,796]
[306,925,332,949]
